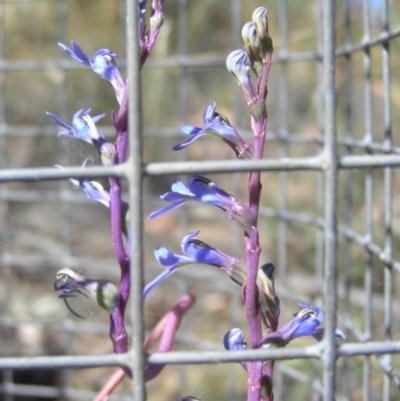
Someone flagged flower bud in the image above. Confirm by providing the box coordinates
[150,0,164,33]
[223,328,247,351]
[252,7,273,58]
[226,49,257,103]
[223,328,247,370]
[241,21,263,77]
[257,263,280,317]
[252,7,268,39]
[99,141,116,166]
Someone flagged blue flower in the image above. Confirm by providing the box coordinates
[71,178,111,207]
[59,41,125,103]
[47,109,105,146]
[224,328,247,351]
[48,110,116,166]
[223,328,247,370]
[54,268,119,319]
[148,175,256,232]
[54,163,110,207]
[259,303,346,347]
[173,102,253,159]
[143,231,246,297]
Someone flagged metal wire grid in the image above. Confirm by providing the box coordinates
[0,0,398,400]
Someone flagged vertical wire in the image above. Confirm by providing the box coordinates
[321,0,338,400]
[362,1,373,400]
[127,0,146,399]
[0,2,13,400]
[342,0,354,399]
[314,0,325,395]
[275,1,288,399]
[381,0,393,399]
[315,0,325,297]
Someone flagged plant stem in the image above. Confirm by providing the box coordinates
[108,85,130,353]
[245,58,271,401]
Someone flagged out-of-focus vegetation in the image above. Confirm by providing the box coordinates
[1,0,400,400]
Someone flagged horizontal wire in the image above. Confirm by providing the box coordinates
[0,341,398,369]
[1,25,398,71]
[0,383,134,401]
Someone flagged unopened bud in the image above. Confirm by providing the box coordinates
[226,49,258,103]
[150,0,164,33]
[252,7,273,58]
[258,263,280,316]
[99,141,116,166]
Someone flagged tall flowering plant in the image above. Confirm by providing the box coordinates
[50,2,344,400]
[147,6,345,401]
[51,0,195,389]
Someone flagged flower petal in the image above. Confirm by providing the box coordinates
[142,266,177,298]
[59,41,91,66]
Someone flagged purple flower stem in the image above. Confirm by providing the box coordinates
[115,83,129,162]
[140,30,162,69]
[109,178,130,349]
[108,83,130,354]
[245,58,274,401]
[107,27,161,354]
[110,307,130,377]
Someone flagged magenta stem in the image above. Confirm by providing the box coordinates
[108,84,130,354]
[245,58,272,401]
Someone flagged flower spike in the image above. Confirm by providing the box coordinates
[149,174,256,233]
[143,232,246,297]
[173,102,253,159]
[59,41,125,104]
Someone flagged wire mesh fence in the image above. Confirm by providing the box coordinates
[0,0,399,400]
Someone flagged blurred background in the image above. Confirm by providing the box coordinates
[0,0,400,400]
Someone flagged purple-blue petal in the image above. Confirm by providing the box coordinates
[154,246,193,267]
[298,303,324,324]
[91,113,106,124]
[91,49,119,81]
[148,200,186,219]
[59,41,91,66]
[170,181,192,195]
[184,240,225,266]
[80,181,110,206]
[161,192,193,202]
[180,125,202,135]
[46,112,72,131]
[203,102,217,123]
[187,176,225,207]
[223,328,246,351]
[143,266,177,298]
[172,134,203,151]
[291,317,320,339]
